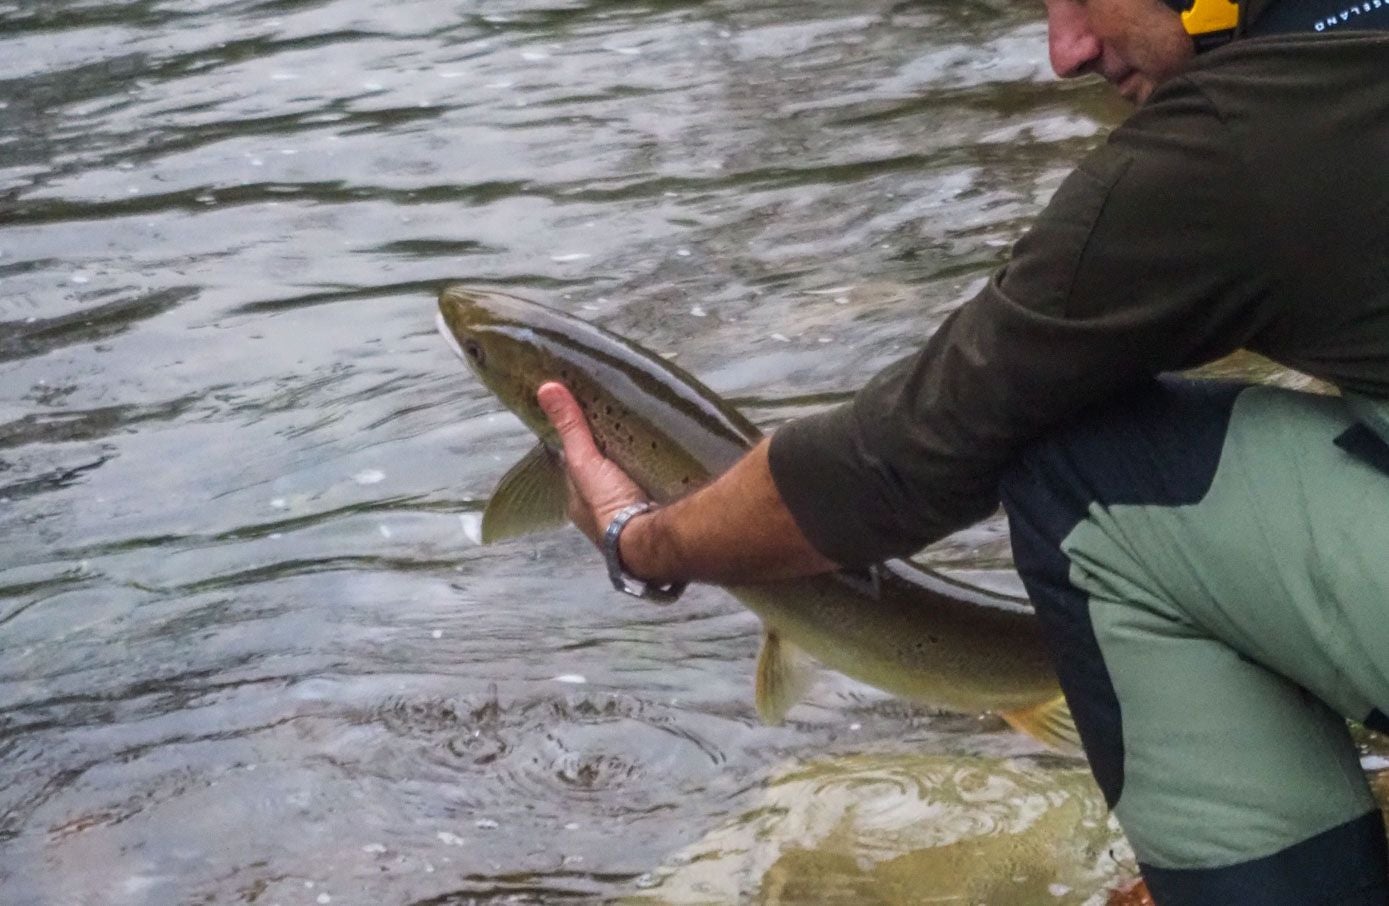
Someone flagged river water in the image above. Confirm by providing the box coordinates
[0,1,1283,903]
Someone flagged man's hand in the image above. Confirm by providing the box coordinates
[538,380,837,586]
[536,381,646,547]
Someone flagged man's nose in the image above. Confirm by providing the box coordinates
[1045,0,1101,78]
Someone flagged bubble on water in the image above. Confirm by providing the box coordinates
[521,51,550,61]
[550,252,591,263]
[250,158,263,167]
[195,192,216,205]
[475,818,499,830]
[439,70,464,79]
[353,469,385,485]
[280,148,298,156]
[117,161,135,171]
[317,895,331,905]
[609,46,642,55]
[770,333,791,343]
[71,273,90,284]
[553,674,587,684]
[459,513,482,545]
[689,305,707,317]
[271,72,299,81]
[268,532,283,540]
[676,249,691,257]
[362,81,384,91]
[270,498,288,510]
[564,822,580,831]
[431,629,443,639]
[1048,884,1071,897]
[818,337,833,344]
[304,881,315,889]
[848,723,862,731]
[437,831,465,846]
[362,843,387,854]
[378,525,393,539]
[804,286,853,296]
[835,296,849,305]
[485,81,514,89]
[635,873,659,889]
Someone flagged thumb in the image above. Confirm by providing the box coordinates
[537,381,603,469]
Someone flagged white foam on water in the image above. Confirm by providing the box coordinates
[378,525,392,539]
[71,273,90,284]
[770,333,790,343]
[521,51,550,61]
[270,498,288,509]
[431,630,443,639]
[475,818,499,830]
[550,252,591,262]
[459,513,482,545]
[353,469,385,485]
[553,674,587,684]
[437,831,465,846]
[363,843,387,854]
[689,305,706,317]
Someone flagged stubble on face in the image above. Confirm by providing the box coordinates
[1063,0,1196,103]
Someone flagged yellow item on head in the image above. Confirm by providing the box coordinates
[1181,0,1240,37]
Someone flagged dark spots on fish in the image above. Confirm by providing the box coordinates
[604,405,613,415]
[650,441,658,451]
[680,476,691,486]
[928,635,940,644]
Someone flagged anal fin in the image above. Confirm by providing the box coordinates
[1000,694,1082,755]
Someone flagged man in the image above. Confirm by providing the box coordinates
[536,0,1389,901]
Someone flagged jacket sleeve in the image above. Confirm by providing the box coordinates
[767,81,1279,567]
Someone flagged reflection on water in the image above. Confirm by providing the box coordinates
[0,0,1206,902]
[624,752,1130,905]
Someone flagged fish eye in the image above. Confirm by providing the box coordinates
[462,339,485,365]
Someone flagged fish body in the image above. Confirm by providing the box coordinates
[437,286,1073,747]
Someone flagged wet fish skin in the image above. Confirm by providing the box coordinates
[438,285,1073,748]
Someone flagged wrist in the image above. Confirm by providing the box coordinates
[604,504,685,602]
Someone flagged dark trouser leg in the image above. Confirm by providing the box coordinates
[1000,378,1389,905]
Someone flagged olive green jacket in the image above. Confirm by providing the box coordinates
[769,31,1389,567]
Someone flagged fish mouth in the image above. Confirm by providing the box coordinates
[436,310,470,362]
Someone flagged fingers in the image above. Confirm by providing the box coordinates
[537,382,602,469]
[537,380,647,544]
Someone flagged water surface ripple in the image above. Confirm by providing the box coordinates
[0,1,1143,902]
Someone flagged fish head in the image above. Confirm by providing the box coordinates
[437,285,570,444]
[437,284,759,501]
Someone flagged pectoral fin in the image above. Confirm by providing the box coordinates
[1000,695,1082,755]
[481,442,568,543]
[754,629,817,726]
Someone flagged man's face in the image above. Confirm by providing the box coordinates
[1043,0,1195,103]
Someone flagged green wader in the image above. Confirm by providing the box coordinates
[1000,377,1389,905]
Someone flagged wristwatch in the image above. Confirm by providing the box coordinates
[602,502,687,603]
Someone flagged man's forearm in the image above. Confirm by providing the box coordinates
[619,438,839,585]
